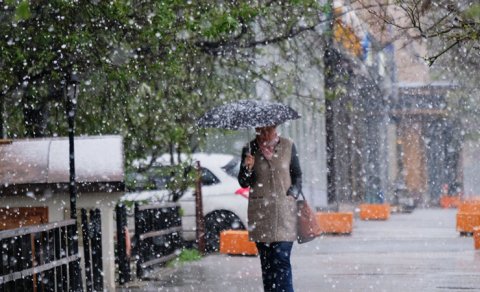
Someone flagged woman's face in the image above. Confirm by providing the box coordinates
[255,126,277,142]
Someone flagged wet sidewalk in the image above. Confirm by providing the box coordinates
[118,208,480,291]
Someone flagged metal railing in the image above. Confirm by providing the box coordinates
[134,202,182,278]
[0,220,82,291]
[116,202,182,282]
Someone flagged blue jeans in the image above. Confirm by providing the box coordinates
[256,242,294,292]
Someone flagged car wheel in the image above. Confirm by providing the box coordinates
[204,210,245,253]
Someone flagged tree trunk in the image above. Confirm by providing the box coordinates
[22,96,49,138]
[324,0,337,206]
[0,94,4,138]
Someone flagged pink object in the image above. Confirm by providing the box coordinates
[235,187,250,199]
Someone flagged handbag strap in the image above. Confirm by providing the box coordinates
[298,191,306,201]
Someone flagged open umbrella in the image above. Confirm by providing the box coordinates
[197,99,300,130]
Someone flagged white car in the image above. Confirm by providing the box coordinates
[122,153,249,252]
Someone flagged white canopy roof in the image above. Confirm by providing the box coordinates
[0,135,124,185]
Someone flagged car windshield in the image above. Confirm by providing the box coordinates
[126,166,177,191]
[222,157,240,178]
[127,163,223,191]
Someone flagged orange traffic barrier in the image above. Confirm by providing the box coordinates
[456,200,480,235]
[219,230,258,256]
[359,204,390,220]
[440,196,461,208]
[456,213,480,234]
[474,227,480,249]
[316,212,353,234]
[458,201,480,213]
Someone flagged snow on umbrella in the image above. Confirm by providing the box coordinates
[197,99,301,130]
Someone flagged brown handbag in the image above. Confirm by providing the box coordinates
[296,193,322,244]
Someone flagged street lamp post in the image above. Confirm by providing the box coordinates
[66,73,79,219]
[65,73,83,290]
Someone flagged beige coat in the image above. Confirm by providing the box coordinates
[247,137,297,242]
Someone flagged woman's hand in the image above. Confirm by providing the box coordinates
[244,153,255,171]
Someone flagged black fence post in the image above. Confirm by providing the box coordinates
[173,205,183,250]
[147,208,155,263]
[68,223,83,291]
[20,234,32,290]
[157,208,166,258]
[116,204,130,284]
[46,229,56,291]
[54,227,64,291]
[81,209,93,292]
[134,203,144,279]
[91,209,103,291]
[60,226,68,289]
[34,233,41,289]
[69,220,83,292]
[40,231,47,289]
[7,236,16,290]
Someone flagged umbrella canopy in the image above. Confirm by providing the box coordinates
[197,99,301,130]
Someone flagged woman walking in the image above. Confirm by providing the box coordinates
[238,125,302,292]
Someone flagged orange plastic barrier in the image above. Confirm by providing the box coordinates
[456,213,480,234]
[440,196,461,208]
[359,204,390,220]
[316,212,353,234]
[474,227,480,249]
[219,230,258,256]
[458,201,480,213]
[456,200,480,234]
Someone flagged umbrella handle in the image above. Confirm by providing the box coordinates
[248,134,256,155]
[247,130,257,155]
[248,130,252,155]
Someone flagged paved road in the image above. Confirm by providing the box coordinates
[118,208,480,292]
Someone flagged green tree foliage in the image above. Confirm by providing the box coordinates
[1,0,325,168]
